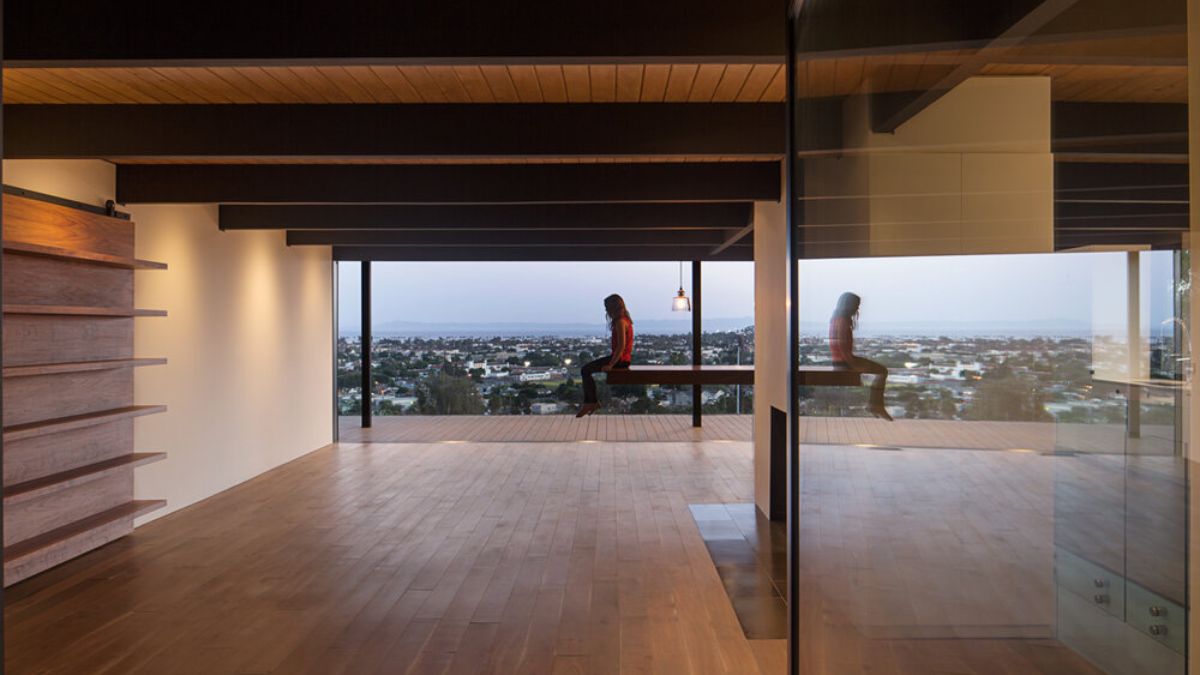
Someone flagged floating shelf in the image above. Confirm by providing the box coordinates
[3,240,167,270]
[4,500,167,571]
[3,304,167,317]
[5,453,167,505]
[3,358,167,378]
[3,405,167,443]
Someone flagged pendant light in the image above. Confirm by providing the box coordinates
[671,261,691,312]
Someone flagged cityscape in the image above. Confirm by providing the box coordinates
[337,329,1180,424]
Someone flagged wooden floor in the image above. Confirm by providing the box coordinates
[340,415,1060,451]
[5,435,1111,675]
[6,440,771,674]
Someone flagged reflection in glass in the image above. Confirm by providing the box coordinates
[789,0,1189,670]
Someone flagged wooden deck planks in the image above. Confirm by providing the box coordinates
[340,415,1056,451]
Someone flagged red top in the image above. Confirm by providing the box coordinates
[612,318,634,362]
[829,316,853,364]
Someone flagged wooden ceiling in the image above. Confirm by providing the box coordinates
[4,30,1187,106]
[3,64,786,105]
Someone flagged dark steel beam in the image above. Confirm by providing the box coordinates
[360,261,372,429]
[287,229,737,247]
[118,162,781,204]
[1055,161,1187,202]
[222,203,754,232]
[5,0,784,64]
[1053,102,1188,157]
[331,245,752,262]
[691,260,702,428]
[794,0,1181,57]
[7,103,785,159]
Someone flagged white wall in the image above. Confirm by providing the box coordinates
[805,77,1054,258]
[753,199,788,518]
[4,159,115,207]
[3,160,335,524]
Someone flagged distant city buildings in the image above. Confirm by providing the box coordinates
[336,329,1177,424]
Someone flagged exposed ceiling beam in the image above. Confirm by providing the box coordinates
[1052,102,1187,158]
[711,223,755,255]
[118,162,781,204]
[4,0,783,65]
[872,0,1083,133]
[287,230,739,247]
[6,103,786,160]
[220,203,754,232]
[331,245,753,262]
[794,0,1182,56]
[1055,161,1187,202]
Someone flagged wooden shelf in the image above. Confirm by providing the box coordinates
[4,405,167,443]
[4,500,166,570]
[3,304,167,317]
[3,358,167,378]
[5,453,167,505]
[3,240,166,270]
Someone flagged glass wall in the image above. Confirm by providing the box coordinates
[335,260,754,421]
[335,261,362,418]
[789,2,1189,673]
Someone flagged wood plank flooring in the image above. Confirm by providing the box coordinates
[5,437,1111,674]
[339,415,1062,451]
[5,441,767,674]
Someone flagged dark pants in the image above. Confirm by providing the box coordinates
[581,355,630,404]
[835,357,889,404]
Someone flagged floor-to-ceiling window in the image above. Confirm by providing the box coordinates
[335,260,754,425]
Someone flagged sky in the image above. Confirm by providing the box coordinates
[339,261,754,329]
[338,250,1178,335]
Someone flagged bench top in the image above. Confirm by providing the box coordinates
[606,365,753,385]
[604,365,864,387]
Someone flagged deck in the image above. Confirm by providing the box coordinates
[339,415,1061,451]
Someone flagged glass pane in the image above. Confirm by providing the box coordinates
[790,1,1189,672]
[335,261,362,424]
[348,261,750,418]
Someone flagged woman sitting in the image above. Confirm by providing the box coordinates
[577,294,633,418]
[830,291,892,421]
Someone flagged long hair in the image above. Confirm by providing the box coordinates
[831,292,861,330]
[604,294,631,331]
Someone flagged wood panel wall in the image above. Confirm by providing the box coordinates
[1,191,167,586]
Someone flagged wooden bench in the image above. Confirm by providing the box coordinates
[795,366,863,387]
[604,365,863,387]
[605,365,754,386]
[604,365,862,429]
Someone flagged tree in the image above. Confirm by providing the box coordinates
[337,370,361,389]
[966,378,1052,422]
[416,373,485,415]
[937,389,958,419]
[554,377,583,405]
